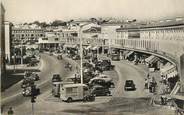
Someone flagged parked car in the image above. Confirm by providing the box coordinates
[31,73,40,81]
[124,80,136,91]
[101,60,115,70]
[21,78,34,88]
[22,87,31,96]
[91,85,111,96]
[88,77,115,88]
[22,87,40,97]
[27,61,38,67]
[52,74,62,82]
[72,55,80,60]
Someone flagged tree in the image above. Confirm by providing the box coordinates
[90,18,97,22]
[33,21,40,25]
[51,20,67,26]
[39,22,48,28]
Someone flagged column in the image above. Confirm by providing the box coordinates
[178,54,184,92]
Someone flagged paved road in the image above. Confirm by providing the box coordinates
[112,60,149,98]
[1,53,75,113]
[2,57,174,115]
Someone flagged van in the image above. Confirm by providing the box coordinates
[60,84,90,103]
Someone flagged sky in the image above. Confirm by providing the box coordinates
[2,0,184,23]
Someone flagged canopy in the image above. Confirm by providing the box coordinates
[145,55,159,63]
[167,70,178,78]
[160,64,175,75]
[125,51,134,59]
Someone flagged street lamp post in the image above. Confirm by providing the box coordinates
[79,27,83,84]
[21,38,23,65]
[79,23,92,84]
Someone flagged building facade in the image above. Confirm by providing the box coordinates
[12,28,45,46]
[115,18,184,83]
[5,21,13,64]
[0,3,6,75]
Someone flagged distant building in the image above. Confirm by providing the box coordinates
[12,27,45,46]
[5,21,13,64]
[100,22,122,53]
[0,3,6,75]
[82,27,101,46]
[115,18,184,84]
[38,31,65,49]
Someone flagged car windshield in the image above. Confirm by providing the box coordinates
[126,80,133,85]
[53,74,60,78]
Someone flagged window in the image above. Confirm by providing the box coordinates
[55,38,59,41]
[66,87,77,93]
[42,38,48,40]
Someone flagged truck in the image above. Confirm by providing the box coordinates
[60,84,95,103]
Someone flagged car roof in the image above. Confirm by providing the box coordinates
[53,74,60,76]
[126,80,133,82]
[63,83,87,88]
[92,85,104,88]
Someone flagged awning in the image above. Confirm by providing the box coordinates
[125,51,134,59]
[167,70,178,78]
[145,55,156,63]
[64,44,77,49]
[149,56,159,64]
[160,65,176,75]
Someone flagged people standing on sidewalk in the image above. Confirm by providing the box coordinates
[144,78,148,89]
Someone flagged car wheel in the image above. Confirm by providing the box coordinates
[67,97,72,103]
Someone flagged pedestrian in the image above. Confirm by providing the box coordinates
[160,96,164,105]
[144,78,148,89]
[147,73,150,79]
[7,107,14,115]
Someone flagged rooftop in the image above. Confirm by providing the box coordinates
[116,17,184,31]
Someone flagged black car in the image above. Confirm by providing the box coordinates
[57,54,63,60]
[91,85,111,96]
[124,80,136,91]
[89,78,115,88]
[21,78,34,88]
[52,74,62,82]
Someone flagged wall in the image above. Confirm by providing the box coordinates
[0,3,6,75]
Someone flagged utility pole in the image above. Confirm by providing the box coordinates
[21,38,23,65]
[79,27,83,84]
[13,48,16,73]
[79,22,92,84]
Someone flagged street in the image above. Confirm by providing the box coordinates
[1,54,175,115]
[1,53,76,113]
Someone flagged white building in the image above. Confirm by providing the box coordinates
[5,21,13,63]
